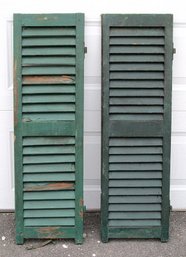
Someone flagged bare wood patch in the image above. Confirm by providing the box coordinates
[22,75,75,84]
[24,182,74,192]
[38,227,62,238]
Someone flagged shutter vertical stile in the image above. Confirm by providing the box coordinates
[14,14,84,244]
[101,14,173,242]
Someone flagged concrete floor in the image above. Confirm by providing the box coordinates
[0,212,186,257]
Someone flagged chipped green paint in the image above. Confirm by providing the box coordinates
[14,13,84,244]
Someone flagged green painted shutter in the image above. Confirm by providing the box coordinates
[14,13,84,244]
[101,14,173,242]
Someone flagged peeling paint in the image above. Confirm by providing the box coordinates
[38,227,62,238]
[24,182,74,192]
[79,199,84,206]
[80,211,83,218]
[22,75,75,84]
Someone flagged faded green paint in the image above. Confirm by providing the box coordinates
[14,13,84,244]
[101,14,173,242]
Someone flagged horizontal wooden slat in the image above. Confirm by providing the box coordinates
[109,146,163,154]
[110,54,164,63]
[24,200,75,209]
[110,97,164,105]
[23,145,75,155]
[110,46,164,54]
[110,106,163,114]
[22,27,76,37]
[109,171,162,179]
[23,154,75,164]
[24,182,74,191]
[22,85,75,94]
[23,163,75,173]
[23,136,75,146]
[109,138,162,146]
[110,63,164,71]
[23,75,75,84]
[109,163,162,171]
[23,173,75,182]
[109,212,161,220]
[109,203,161,211]
[110,71,164,80]
[24,217,75,226]
[110,80,164,88]
[108,220,161,227]
[22,94,75,103]
[109,154,162,163]
[109,196,162,203]
[110,37,164,45]
[24,209,75,218]
[22,56,76,66]
[110,114,163,120]
[23,104,75,113]
[22,66,75,75]
[109,28,164,37]
[109,188,162,196]
[109,179,162,188]
[22,113,75,121]
[22,37,76,46]
[22,47,76,56]
[110,89,164,97]
[24,190,75,200]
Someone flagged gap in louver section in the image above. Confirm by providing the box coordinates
[108,137,162,228]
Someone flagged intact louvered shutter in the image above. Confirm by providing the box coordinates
[14,14,84,244]
[101,14,173,242]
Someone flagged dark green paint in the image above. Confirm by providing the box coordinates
[14,14,24,245]
[101,14,173,242]
[14,13,84,244]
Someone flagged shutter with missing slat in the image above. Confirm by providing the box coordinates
[14,14,84,244]
[101,14,173,242]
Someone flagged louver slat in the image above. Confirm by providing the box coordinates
[14,13,84,244]
[101,14,173,242]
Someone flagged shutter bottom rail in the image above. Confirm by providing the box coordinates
[108,227,161,239]
[23,226,76,239]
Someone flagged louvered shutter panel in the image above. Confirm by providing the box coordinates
[101,14,173,242]
[14,14,84,244]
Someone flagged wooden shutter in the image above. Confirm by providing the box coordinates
[14,13,84,244]
[101,14,173,242]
